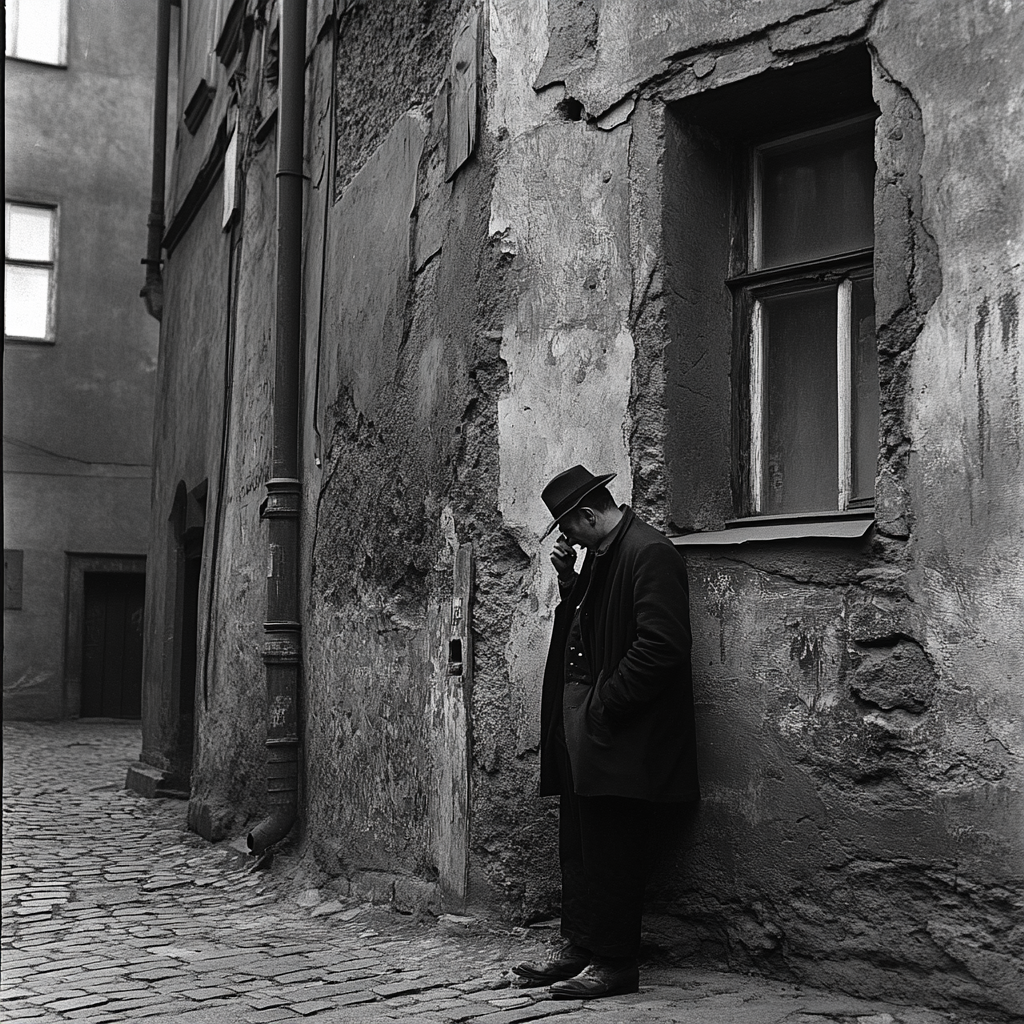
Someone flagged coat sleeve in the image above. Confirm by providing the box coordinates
[598,543,691,718]
[557,571,579,601]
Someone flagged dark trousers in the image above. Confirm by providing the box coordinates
[557,742,656,960]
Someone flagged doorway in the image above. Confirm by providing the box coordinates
[176,533,203,771]
[81,572,146,718]
[64,554,147,719]
[169,480,207,783]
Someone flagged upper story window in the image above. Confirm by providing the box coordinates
[5,0,68,67]
[736,117,878,515]
[5,202,58,343]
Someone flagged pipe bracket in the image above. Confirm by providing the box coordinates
[260,477,300,519]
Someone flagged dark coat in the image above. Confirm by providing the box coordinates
[539,507,700,802]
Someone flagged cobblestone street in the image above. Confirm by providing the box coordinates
[1,721,976,1024]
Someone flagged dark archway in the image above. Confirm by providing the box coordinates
[168,479,207,791]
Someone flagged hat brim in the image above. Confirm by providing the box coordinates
[541,472,617,539]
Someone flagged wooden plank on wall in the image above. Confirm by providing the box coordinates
[435,543,473,906]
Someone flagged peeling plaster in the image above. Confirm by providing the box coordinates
[488,0,562,140]
[597,95,635,129]
[491,122,635,550]
[154,0,1024,1014]
[490,116,636,780]
[552,0,880,115]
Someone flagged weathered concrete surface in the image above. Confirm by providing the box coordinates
[3,0,158,720]
[536,0,883,115]
[141,186,232,792]
[491,121,635,546]
[481,0,1023,1017]
[183,134,281,840]
[299,15,520,915]
[144,1,1023,1020]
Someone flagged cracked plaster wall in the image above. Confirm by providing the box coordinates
[157,0,1021,1018]
[486,0,1022,1017]
[296,3,531,912]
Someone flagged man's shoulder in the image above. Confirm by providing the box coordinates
[620,510,677,553]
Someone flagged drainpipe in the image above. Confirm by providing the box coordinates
[141,0,171,321]
[248,0,307,856]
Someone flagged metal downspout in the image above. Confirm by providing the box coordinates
[248,0,307,856]
[141,0,171,321]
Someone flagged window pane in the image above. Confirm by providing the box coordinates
[5,1,16,57]
[5,264,52,338]
[10,0,64,65]
[761,126,874,267]
[763,286,837,513]
[851,277,879,503]
[6,205,54,261]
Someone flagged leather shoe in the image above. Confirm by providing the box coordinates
[548,960,640,1000]
[512,942,590,986]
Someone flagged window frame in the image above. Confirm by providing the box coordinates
[728,114,878,519]
[4,0,69,67]
[5,201,59,344]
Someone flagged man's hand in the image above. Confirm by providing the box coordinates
[551,535,578,580]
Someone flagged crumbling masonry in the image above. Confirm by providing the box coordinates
[135,1,1022,1019]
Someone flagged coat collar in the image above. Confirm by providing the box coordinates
[593,505,633,558]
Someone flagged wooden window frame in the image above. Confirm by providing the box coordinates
[4,200,59,344]
[729,115,877,518]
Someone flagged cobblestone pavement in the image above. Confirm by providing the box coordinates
[2,721,973,1024]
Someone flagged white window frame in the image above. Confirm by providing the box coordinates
[748,275,864,514]
[742,116,876,516]
[5,201,59,344]
[5,0,69,67]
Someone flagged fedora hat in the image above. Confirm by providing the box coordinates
[541,465,617,539]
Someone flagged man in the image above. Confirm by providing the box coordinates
[513,465,699,1000]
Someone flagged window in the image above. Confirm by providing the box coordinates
[661,47,879,535]
[735,117,879,515]
[5,202,58,342]
[5,0,68,66]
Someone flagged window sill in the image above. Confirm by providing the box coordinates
[5,56,68,69]
[4,335,55,346]
[672,509,874,546]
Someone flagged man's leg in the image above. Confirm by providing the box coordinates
[512,743,590,984]
[548,794,654,999]
[576,794,654,960]
[557,767,592,951]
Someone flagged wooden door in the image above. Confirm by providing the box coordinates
[81,572,145,718]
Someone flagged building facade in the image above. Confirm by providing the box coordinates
[136,0,1022,1017]
[4,0,160,720]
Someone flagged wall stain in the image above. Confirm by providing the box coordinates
[998,291,1022,442]
[997,291,1018,352]
[973,296,991,477]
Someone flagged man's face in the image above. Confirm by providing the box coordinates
[557,508,601,549]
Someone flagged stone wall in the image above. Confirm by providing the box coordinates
[480,3,1022,1016]
[149,0,1022,1017]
